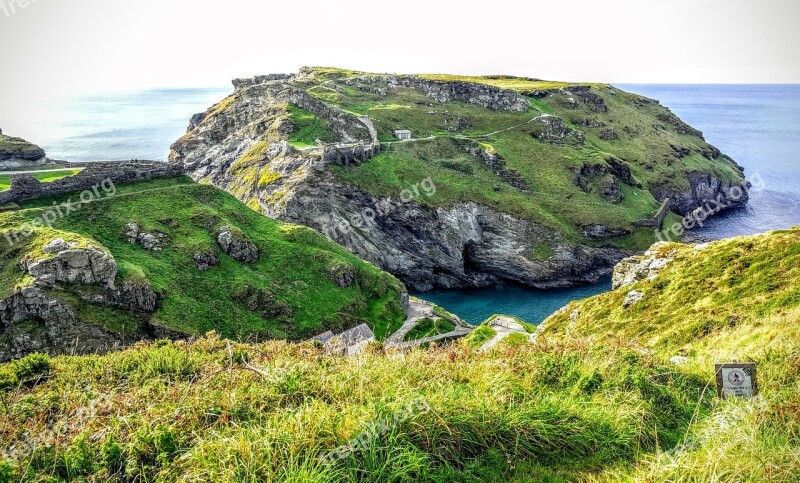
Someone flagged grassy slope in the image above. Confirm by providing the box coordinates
[540,227,800,481]
[402,317,455,341]
[1,228,797,481]
[281,67,742,251]
[0,170,80,190]
[0,177,406,341]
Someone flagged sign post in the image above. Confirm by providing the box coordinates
[715,362,758,399]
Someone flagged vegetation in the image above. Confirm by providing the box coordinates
[0,227,797,481]
[287,105,336,147]
[461,324,497,350]
[418,73,604,92]
[0,178,406,341]
[284,67,746,252]
[402,317,455,341]
[0,170,80,191]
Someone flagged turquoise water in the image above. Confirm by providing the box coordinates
[7,85,798,326]
[414,280,611,326]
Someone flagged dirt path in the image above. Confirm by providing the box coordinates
[480,316,534,351]
[386,299,437,345]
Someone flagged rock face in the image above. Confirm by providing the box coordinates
[622,290,645,308]
[531,115,585,143]
[24,240,117,289]
[193,251,220,271]
[341,71,530,112]
[652,171,749,216]
[0,128,48,169]
[269,181,625,292]
[216,226,259,263]
[1,238,162,361]
[0,287,122,361]
[612,243,675,290]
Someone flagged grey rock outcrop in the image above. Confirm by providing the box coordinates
[612,243,675,290]
[193,251,220,271]
[216,225,259,263]
[531,115,585,143]
[83,280,159,313]
[0,129,48,169]
[329,263,356,287]
[0,287,121,362]
[652,171,750,216]
[124,223,170,251]
[623,290,645,308]
[25,241,117,289]
[336,72,530,112]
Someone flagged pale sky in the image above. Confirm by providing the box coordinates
[1,0,799,119]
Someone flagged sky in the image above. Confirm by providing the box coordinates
[0,0,799,119]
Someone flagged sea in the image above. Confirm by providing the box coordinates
[4,85,798,325]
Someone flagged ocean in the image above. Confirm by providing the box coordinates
[6,85,799,325]
[4,88,231,162]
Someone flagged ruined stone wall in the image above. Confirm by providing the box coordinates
[0,162,183,205]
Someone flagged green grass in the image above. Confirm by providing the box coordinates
[0,178,406,341]
[461,324,497,350]
[0,334,706,482]
[287,105,336,147]
[1,228,798,481]
[418,73,605,92]
[0,169,80,190]
[403,317,455,341]
[303,73,738,252]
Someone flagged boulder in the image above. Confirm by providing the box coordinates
[25,242,117,288]
[623,290,644,308]
[193,251,220,271]
[329,263,356,287]
[124,222,170,251]
[531,115,585,143]
[217,225,259,263]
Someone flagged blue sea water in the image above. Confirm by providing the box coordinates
[617,84,800,240]
[8,85,799,325]
[7,88,231,161]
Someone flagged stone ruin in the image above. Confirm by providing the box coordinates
[0,161,183,205]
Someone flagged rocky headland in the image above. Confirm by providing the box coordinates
[171,67,750,291]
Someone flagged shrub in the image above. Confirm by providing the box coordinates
[12,353,51,383]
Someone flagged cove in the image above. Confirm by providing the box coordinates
[413,278,611,326]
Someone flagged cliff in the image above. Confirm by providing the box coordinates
[0,127,48,169]
[170,67,750,291]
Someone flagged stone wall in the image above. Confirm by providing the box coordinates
[322,142,381,166]
[232,73,294,89]
[345,75,531,112]
[634,198,671,229]
[0,162,183,205]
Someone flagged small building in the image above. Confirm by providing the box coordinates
[325,323,375,356]
[394,129,412,140]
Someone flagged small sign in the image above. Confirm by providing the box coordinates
[715,362,758,399]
